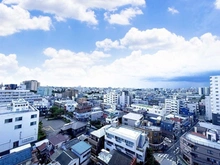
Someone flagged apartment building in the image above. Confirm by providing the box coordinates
[122,112,143,127]
[104,124,149,163]
[165,99,180,114]
[23,80,40,91]
[131,104,166,116]
[0,89,41,105]
[103,91,119,109]
[205,96,212,121]
[37,86,53,96]
[180,122,220,165]
[210,76,220,125]
[119,91,131,109]
[0,99,39,155]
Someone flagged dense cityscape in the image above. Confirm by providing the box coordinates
[0,77,219,165]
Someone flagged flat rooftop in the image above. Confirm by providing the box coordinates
[0,105,37,115]
[106,125,144,140]
[123,112,143,120]
[185,133,220,150]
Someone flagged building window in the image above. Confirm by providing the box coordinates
[207,150,213,154]
[14,124,22,129]
[124,118,128,121]
[30,121,37,126]
[31,114,37,118]
[5,118,13,123]
[15,117,22,121]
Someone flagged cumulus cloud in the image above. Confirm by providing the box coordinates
[2,0,145,25]
[168,7,179,14]
[1,28,220,88]
[0,3,51,36]
[215,0,220,9]
[97,27,185,50]
[104,7,143,25]
[96,39,124,51]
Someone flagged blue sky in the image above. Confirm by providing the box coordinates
[0,0,220,88]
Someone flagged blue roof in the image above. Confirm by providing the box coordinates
[0,147,32,165]
[71,141,91,155]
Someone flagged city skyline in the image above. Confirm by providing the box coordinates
[0,0,220,88]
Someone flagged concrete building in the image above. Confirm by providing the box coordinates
[104,124,149,163]
[180,122,220,165]
[37,86,53,96]
[198,87,210,96]
[210,76,220,125]
[122,112,143,127]
[131,104,166,116]
[119,91,131,109]
[0,89,41,105]
[23,80,40,91]
[165,99,180,114]
[205,96,212,121]
[103,91,119,109]
[0,99,39,155]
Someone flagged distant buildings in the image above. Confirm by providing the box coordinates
[210,76,220,125]
[180,122,220,165]
[165,98,180,114]
[0,89,41,105]
[23,80,40,91]
[37,86,53,96]
[0,99,39,155]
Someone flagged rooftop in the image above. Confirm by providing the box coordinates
[185,133,220,150]
[71,141,91,155]
[91,125,111,138]
[123,112,143,120]
[106,125,144,140]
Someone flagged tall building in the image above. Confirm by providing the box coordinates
[119,91,131,109]
[198,87,210,96]
[210,76,220,125]
[37,86,53,96]
[103,91,119,109]
[23,80,40,91]
[0,99,39,155]
[205,96,212,121]
[165,99,180,114]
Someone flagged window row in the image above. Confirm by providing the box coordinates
[4,114,37,123]
[14,121,37,129]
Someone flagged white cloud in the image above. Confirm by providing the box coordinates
[1,28,220,88]
[0,4,51,36]
[96,39,124,51]
[97,27,185,50]
[2,0,145,25]
[104,7,143,25]
[215,0,220,9]
[168,7,179,14]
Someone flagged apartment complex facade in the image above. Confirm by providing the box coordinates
[210,76,220,125]
[0,90,41,105]
[23,80,40,91]
[0,99,39,155]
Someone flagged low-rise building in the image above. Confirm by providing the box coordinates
[104,124,149,163]
[122,112,143,127]
[180,122,220,165]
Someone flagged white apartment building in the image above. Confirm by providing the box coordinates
[119,91,130,109]
[205,96,212,120]
[103,91,119,109]
[122,112,143,127]
[0,99,39,154]
[186,102,198,113]
[0,90,41,105]
[131,104,166,116]
[210,76,220,125]
[104,124,149,163]
[165,99,180,114]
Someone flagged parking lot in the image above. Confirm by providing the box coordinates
[39,117,66,137]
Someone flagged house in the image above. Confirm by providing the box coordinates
[122,112,143,127]
[60,121,87,138]
[71,141,92,165]
[48,134,70,149]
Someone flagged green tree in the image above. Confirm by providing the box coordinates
[38,121,46,140]
[49,106,64,118]
[145,148,160,165]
